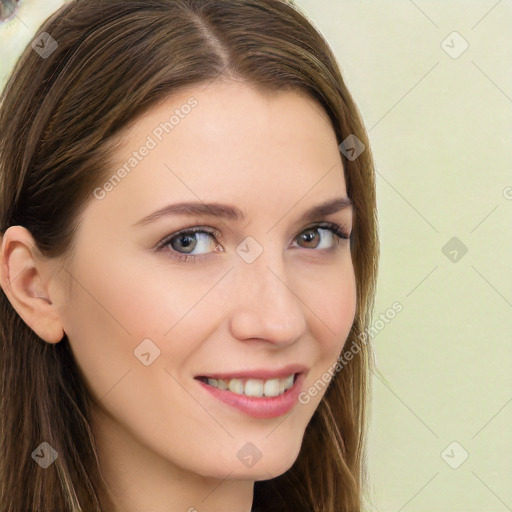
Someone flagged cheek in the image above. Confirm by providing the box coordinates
[307,258,357,355]
[57,271,141,406]
[298,258,356,408]
[58,248,219,403]
[62,245,204,339]
[57,254,160,403]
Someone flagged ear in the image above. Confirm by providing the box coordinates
[0,226,65,344]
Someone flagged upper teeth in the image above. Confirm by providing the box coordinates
[206,374,295,397]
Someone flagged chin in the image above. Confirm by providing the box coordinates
[191,433,304,482]
[241,437,304,481]
[253,455,299,482]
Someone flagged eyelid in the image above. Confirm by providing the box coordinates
[303,221,351,240]
[155,226,221,251]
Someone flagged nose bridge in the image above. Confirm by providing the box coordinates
[228,236,307,344]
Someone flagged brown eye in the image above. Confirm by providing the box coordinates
[294,223,349,251]
[298,228,321,249]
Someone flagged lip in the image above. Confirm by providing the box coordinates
[195,364,308,381]
[194,366,307,419]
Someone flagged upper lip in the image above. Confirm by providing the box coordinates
[195,364,308,380]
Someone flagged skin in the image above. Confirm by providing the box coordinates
[0,80,356,512]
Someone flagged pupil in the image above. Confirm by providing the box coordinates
[302,229,317,247]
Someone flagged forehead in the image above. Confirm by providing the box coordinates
[85,80,347,228]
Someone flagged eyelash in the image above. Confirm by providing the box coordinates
[156,222,351,263]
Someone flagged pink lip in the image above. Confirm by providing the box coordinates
[195,364,307,381]
[195,370,307,419]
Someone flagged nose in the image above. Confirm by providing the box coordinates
[227,247,308,347]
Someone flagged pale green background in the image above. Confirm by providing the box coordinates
[1,1,511,511]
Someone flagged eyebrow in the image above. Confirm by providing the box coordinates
[132,196,352,227]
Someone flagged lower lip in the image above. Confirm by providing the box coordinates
[196,373,305,419]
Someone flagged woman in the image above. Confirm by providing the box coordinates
[0,1,378,510]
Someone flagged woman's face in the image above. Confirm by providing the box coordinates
[54,80,356,483]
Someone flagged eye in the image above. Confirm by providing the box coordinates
[156,227,221,262]
[294,222,350,250]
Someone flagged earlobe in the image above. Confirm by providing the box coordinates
[0,226,65,344]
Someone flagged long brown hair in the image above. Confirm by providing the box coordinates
[0,1,379,510]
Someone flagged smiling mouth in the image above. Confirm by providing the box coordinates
[195,373,297,398]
